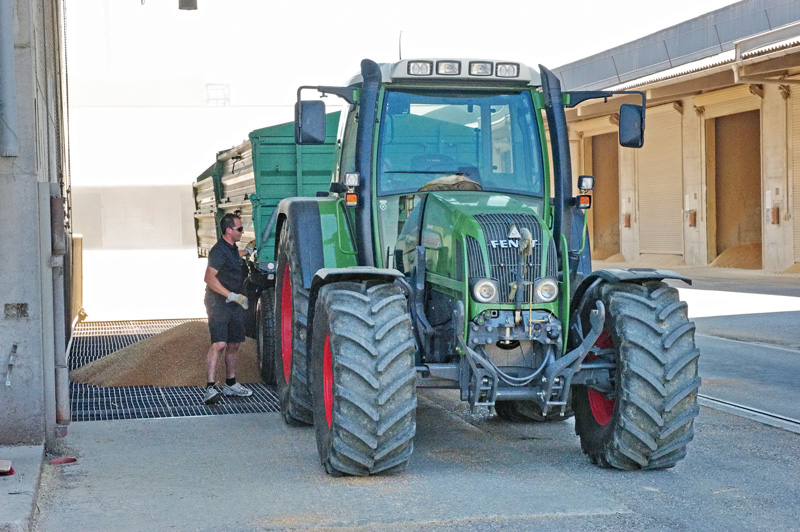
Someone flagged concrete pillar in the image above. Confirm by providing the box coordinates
[619,145,638,260]
[682,97,708,266]
[761,84,794,271]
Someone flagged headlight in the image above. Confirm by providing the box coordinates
[469,62,493,76]
[534,278,559,303]
[496,63,520,78]
[471,278,499,304]
[436,61,461,75]
[408,61,432,76]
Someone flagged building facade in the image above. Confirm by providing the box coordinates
[559,0,800,271]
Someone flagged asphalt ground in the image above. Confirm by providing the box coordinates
[28,392,800,532]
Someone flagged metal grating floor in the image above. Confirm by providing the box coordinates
[69,319,280,422]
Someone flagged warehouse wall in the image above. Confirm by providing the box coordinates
[0,0,68,445]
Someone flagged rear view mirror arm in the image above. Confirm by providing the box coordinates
[296,85,357,105]
[565,90,646,109]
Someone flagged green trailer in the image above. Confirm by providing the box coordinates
[192,112,341,262]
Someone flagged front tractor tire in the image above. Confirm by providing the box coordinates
[310,281,417,476]
[274,224,313,425]
[572,281,701,470]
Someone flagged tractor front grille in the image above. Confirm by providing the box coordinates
[471,213,557,303]
[466,236,486,278]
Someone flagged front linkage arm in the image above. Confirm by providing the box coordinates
[540,300,606,415]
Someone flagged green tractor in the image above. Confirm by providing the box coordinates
[271,58,700,476]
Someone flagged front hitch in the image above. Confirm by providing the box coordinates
[539,300,605,415]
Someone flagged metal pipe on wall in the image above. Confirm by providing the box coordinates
[0,0,20,157]
[39,183,57,449]
[50,185,70,430]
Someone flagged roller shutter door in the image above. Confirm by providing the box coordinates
[793,94,800,262]
[636,107,683,255]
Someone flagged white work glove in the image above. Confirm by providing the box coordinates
[244,246,255,257]
[226,292,249,310]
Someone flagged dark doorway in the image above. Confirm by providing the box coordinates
[590,133,620,259]
[706,110,762,268]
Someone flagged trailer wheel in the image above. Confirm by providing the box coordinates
[495,400,572,422]
[572,281,700,470]
[256,286,275,386]
[273,224,313,425]
[310,281,417,476]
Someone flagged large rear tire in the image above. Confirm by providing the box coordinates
[572,281,700,470]
[310,281,417,476]
[274,224,313,425]
[256,286,276,386]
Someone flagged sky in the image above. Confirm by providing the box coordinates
[65,0,744,186]
[67,0,744,104]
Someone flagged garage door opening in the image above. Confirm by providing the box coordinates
[706,110,762,268]
[590,133,620,260]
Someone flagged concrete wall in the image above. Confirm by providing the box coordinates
[0,0,68,445]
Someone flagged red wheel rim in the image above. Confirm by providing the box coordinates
[323,334,333,428]
[280,262,293,383]
[588,331,615,426]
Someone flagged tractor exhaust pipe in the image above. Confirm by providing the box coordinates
[354,59,382,267]
[539,66,572,272]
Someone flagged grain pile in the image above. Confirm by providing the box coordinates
[785,263,800,274]
[710,243,762,269]
[596,252,626,263]
[70,321,260,387]
[591,248,619,261]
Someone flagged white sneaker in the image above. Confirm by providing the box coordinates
[222,382,253,397]
[203,386,221,405]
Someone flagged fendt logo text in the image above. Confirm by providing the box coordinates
[490,239,538,249]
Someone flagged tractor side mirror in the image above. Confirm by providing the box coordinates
[295,100,326,145]
[619,104,645,148]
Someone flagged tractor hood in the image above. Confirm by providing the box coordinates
[423,191,545,219]
[398,191,558,304]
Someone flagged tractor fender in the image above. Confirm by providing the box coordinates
[570,268,692,317]
[274,198,325,290]
[306,267,409,362]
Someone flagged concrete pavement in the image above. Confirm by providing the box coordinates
[0,445,43,532]
[25,394,800,532]
[30,402,628,531]
[3,262,798,531]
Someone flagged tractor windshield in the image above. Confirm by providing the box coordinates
[376,89,544,197]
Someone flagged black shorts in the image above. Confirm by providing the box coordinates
[205,292,246,344]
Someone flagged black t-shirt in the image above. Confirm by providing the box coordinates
[207,239,243,296]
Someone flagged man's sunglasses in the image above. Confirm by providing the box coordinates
[233,226,244,232]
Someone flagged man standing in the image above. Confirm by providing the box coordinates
[202,213,254,404]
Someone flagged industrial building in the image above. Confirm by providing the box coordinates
[557,0,800,271]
